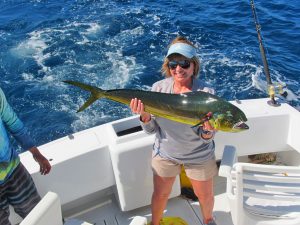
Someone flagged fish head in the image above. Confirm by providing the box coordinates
[211,109,249,132]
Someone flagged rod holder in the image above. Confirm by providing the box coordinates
[267,83,284,106]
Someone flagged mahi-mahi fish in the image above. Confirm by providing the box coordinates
[64,80,249,132]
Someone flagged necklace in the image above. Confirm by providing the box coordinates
[173,79,193,94]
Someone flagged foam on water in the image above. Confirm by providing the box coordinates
[9,19,147,134]
[251,67,299,102]
[0,0,299,144]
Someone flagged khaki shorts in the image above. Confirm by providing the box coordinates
[152,154,218,181]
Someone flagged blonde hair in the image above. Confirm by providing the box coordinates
[161,36,200,77]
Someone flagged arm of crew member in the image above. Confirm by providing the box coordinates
[29,146,52,175]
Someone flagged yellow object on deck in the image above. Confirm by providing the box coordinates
[147,216,188,225]
[180,165,192,188]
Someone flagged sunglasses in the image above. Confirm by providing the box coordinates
[168,60,191,70]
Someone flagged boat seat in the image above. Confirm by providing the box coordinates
[20,191,93,225]
[219,145,300,225]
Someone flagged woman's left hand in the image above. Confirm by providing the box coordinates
[201,120,216,139]
[202,120,215,132]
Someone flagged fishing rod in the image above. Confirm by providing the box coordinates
[250,0,287,106]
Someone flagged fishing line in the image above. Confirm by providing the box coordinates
[250,0,288,106]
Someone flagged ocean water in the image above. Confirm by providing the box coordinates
[0,0,299,146]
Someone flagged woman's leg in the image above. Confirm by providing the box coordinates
[189,178,214,224]
[151,174,176,225]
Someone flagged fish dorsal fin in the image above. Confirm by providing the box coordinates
[182,91,223,102]
[181,91,209,96]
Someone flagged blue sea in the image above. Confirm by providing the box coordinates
[0,0,299,146]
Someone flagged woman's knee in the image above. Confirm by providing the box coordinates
[153,175,175,198]
[153,188,172,199]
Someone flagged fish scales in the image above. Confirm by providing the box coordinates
[103,89,221,125]
[63,80,249,132]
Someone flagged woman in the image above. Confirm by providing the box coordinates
[130,36,218,225]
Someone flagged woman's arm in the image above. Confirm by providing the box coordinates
[130,98,158,134]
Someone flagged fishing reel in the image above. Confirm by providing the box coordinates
[267,82,288,106]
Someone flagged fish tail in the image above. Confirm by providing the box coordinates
[63,80,105,112]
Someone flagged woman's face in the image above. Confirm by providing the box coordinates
[168,55,194,85]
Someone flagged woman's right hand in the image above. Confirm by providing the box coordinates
[130,98,151,123]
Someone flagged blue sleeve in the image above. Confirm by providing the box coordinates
[0,88,35,152]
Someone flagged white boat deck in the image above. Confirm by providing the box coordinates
[66,176,233,225]
[11,98,300,225]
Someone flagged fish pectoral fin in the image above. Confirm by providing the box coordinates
[77,95,98,112]
[191,112,213,128]
[191,112,214,128]
[191,121,203,128]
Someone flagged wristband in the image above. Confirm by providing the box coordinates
[140,115,151,123]
[202,130,213,135]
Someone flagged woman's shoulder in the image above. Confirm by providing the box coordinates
[151,77,173,92]
[193,79,215,94]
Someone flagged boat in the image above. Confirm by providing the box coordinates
[8,97,300,225]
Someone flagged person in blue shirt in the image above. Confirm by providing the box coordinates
[0,87,51,225]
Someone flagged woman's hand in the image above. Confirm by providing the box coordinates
[202,120,215,132]
[201,120,215,139]
[201,112,216,139]
[130,98,151,123]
